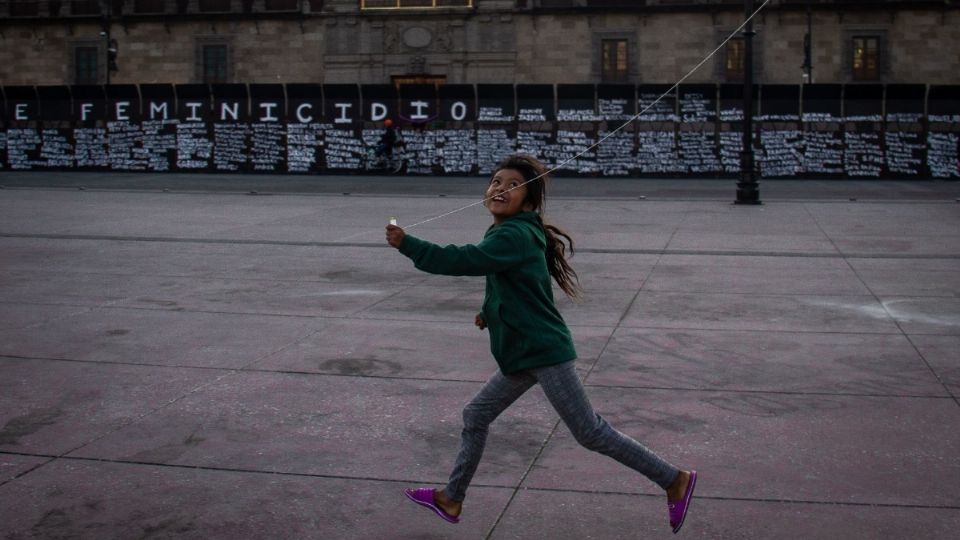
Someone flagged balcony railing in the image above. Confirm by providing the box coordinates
[2,0,951,18]
[361,0,472,9]
[1,0,313,17]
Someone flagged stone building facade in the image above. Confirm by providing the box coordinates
[0,0,958,87]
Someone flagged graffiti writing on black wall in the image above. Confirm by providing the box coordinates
[1,83,958,178]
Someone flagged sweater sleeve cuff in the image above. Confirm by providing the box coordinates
[397,234,425,258]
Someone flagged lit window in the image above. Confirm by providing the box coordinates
[601,39,628,83]
[393,76,447,86]
[75,47,100,85]
[202,45,229,84]
[361,1,473,9]
[725,38,745,82]
[852,36,880,81]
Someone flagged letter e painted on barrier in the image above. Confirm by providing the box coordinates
[15,103,29,120]
[115,101,130,121]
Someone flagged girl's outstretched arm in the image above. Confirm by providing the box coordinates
[391,223,529,277]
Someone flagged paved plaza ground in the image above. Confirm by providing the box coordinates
[0,174,959,539]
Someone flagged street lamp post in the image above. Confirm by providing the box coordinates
[802,0,813,84]
[101,1,117,85]
[736,0,761,205]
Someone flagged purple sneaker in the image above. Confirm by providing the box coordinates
[668,470,697,534]
[404,487,460,524]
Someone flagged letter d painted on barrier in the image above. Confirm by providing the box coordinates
[370,102,387,121]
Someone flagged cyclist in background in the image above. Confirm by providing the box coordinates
[375,118,399,159]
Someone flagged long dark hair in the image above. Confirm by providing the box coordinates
[494,154,582,299]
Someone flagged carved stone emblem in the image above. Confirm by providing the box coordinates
[402,26,433,49]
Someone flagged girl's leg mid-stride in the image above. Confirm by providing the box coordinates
[405,369,538,523]
[534,361,697,533]
[405,361,696,532]
[534,361,679,487]
[444,369,539,504]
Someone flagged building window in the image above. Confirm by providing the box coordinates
[75,47,100,84]
[202,45,229,83]
[265,0,298,9]
[199,0,231,11]
[360,0,473,9]
[601,39,628,83]
[71,0,102,15]
[725,38,745,82]
[134,0,166,13]
[10,1,40,16]
[851,36,880,81]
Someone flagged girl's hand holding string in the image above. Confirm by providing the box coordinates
[385,224,405,248]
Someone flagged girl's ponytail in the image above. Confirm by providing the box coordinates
[541,219,582,299]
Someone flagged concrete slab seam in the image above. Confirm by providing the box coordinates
[520,485,960,511]
[0,456,57,490]
[15,326,327,483]
[2,178,959,203]
[4,233,960,259]
[6,450,957,512]
[582,383,955,400]
[801,203,960,408]
[11,300,958,340]
[5,354,952,401]
[0,449,520,494]
[347,276,431,318]
[901,335,960,408]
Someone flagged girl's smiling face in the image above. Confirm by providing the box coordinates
[485,168,531,224]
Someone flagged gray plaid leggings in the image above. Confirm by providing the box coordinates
[444,360,679,502]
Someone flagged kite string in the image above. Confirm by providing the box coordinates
[399,0,771,231]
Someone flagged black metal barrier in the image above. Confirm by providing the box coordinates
[1,83,958,178]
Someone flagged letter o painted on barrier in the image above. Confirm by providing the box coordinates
[451,101,467,121]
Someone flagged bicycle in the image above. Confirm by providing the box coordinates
[364,141,407,174]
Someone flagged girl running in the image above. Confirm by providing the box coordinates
[385,154,696,533]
